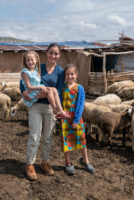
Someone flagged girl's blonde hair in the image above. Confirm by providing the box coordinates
[23,51,41,76]
[64,64,78,74]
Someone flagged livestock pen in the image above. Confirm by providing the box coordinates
[1,36,134,94]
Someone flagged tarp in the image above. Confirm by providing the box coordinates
[114,53,134,72]
[0,41,93,46]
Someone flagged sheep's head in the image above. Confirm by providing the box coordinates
[11,108,17,117]
[126,108,134,120]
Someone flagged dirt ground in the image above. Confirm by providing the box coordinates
[0,97,134,200]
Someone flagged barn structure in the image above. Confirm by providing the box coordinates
[0,35,134,95]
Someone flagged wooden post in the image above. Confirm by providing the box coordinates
[107,71,110,87]
[88,55,92,75]
[91,55,94,72]
[88,55,92,94]
[121,61,125,72]
[102,52,106,74]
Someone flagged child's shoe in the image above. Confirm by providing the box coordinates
[79,158,95,173]
[65,163,75,175]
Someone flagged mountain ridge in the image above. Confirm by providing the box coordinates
[0,37,33,43]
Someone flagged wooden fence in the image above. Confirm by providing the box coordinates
[88,72,107,95]
[107,71,134,86]
[0,73,21,82]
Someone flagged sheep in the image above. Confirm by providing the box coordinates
[131,114,134,151]
[107,80,133,93]
[93,102,112,111]
[0,93,11,119]
[3,82,20,89]
[0,82,3,91]
[121,99,134,106]
[97,108,134,148]
[94,94,121,105]
[2,87,21,100]
[82,102,112,135]
[117,87,134,100]
[11,98,29,118]
[109,104,132,113]
[116,82,134,93]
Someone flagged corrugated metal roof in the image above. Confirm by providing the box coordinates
[0,44,68,51]
[0,40,134,52]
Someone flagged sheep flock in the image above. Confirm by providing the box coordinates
[1,80,134,151]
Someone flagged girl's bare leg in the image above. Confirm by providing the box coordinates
[81,147,89,164]
[46,88,57,115]
[51,88,66,115]
[64,151,71,165]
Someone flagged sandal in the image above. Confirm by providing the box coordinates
[40,162,54,175]
[25,165,37,180]
[55,111,71,119]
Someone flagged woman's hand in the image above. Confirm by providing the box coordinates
[35,90,47,99]
[72,123,78,129]
[22,90,32,101]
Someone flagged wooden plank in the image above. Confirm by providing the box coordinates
[0,73,21,82]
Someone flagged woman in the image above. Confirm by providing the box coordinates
[20,43,64,180]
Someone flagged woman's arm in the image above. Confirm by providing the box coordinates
[20,79,33,101]
[73,85,85,124]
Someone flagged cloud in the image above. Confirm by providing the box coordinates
[107,15,134,27]
[79,21,97,29]
[63,0,93,13]
[0,0,134,42]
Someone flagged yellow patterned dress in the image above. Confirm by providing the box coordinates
[60,83,86,153]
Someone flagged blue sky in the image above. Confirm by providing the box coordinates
[0,0,134,42]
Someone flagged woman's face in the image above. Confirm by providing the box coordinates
[46,47,60,64]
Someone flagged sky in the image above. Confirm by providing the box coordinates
[0,0,134,43]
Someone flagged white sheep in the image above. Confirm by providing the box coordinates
[0,82,3,91]
[83,102,112,134]
[107,80,133,93]
[3,82,20,89]
[2,87,21,100]
[94,94,121,105]
[121,99,134,106]
[109,104,132,113]
[116,82,134,93]
[11,98,29,118]
[0,93,11,118]
[117,87,134,100]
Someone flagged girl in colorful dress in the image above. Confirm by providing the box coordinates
[60,64,95,175]
[21,50,70,118]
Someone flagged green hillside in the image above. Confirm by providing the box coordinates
[0,37,33,43]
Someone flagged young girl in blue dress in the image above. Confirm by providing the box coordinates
[60,64,95,175]
[21,50,70,118]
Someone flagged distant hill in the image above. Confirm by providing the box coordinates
[0,37,33,43]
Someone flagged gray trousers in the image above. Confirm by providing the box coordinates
[26,103,56,165]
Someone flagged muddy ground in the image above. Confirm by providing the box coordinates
[0,97,134,200]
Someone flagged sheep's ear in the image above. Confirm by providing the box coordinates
[127,108,132,114]
[2,82,6,87]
